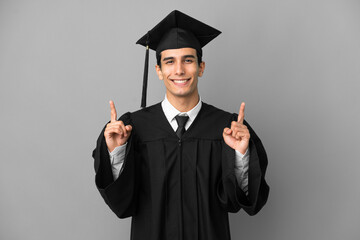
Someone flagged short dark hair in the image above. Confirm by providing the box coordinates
[156,51,203,67]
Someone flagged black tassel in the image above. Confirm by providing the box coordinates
[141,33,150,108]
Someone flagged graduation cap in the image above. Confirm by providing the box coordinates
[136,10,221,108]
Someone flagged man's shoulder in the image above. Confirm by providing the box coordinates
[119,102,164,126]
[131,102,162,117]
[201,102,252,130]
[201,102,235,120]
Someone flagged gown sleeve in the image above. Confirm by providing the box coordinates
[217,115,269,215]
[92,112,138,218]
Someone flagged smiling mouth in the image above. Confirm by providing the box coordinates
[171,78,190,84]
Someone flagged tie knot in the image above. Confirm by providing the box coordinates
[175,115,189,128]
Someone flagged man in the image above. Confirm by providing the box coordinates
[93,10,269,240]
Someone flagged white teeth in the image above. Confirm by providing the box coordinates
[173,80,188,83]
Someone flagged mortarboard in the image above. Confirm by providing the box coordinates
[136,10,221,108]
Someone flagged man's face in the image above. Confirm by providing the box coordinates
[156,48,205,102]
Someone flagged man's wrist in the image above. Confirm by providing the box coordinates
[108,143,128,156]
[235,147,248,156]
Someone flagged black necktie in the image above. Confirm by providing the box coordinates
[175,115,189,138]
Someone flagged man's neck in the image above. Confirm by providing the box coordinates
[166,93,200,112]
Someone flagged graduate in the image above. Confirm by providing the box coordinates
[92,10,269,240]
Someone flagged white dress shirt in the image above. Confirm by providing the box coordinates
[109,96,249,194]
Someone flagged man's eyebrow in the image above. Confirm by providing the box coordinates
[183,55,196,59]
[162,56,174,62]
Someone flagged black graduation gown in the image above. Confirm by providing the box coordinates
[93,102,269,240]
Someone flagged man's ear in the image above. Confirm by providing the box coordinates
[155,65,163,80]
[198,61,205,77]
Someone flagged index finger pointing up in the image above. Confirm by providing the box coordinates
[109,100,117,122]
[237,102,245,123]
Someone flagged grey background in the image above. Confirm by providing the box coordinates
[1,0,359,239]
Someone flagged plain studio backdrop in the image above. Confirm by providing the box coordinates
[1,0,359,239]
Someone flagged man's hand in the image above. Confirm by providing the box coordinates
[223,102,250,154]
[104,100,132,152]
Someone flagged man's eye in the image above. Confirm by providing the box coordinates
[185,59,193,63]
[165,60,174,64]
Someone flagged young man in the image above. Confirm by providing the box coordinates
[93,10,269,240]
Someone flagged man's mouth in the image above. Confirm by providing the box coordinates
[171,78,190,85]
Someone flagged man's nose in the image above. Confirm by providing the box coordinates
[175,62,185,75]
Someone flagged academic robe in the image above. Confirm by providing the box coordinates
[92,102,269,240]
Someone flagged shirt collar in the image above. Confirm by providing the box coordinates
[161,95,202,123]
